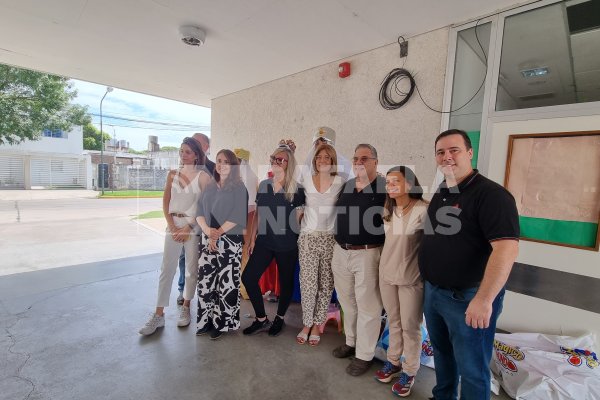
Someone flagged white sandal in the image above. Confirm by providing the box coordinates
[308,334,321,346]
[296,331,308,345]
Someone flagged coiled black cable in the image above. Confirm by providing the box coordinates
[378,68,415,110]
[380,19,487,113]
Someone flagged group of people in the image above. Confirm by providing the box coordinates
[139,128,520,400]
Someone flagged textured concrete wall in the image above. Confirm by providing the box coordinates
[211,27,449,190]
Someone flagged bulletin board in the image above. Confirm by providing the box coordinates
[504,131,600,251]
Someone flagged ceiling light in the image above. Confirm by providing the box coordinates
[520,67,549,78]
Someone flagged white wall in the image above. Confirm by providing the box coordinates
[0,126,84,155]
[211,27,450,190]
[211,21,600,346]
[486,114,600,345]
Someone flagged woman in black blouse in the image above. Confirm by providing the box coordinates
[196,149,248,340]
[242,144,305,337]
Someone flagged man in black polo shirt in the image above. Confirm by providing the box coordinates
[419,129,519,400]
[331,143,386,376]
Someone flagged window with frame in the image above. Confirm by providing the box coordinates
[496,0,600,111]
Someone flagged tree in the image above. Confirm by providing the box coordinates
[127,148,147,155]
[160,146,179,152]
[0,64,91,145]
[83,123,110,151]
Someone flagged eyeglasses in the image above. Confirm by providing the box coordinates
[352,156,377,164]
[270,156,288,166]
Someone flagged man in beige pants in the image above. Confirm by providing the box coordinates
[331,144,386,376]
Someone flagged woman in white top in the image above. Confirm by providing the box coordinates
[374,166,428,398]
[296,143,346,346]
[139,137,211,336]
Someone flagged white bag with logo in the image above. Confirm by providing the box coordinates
[491,332,600,399]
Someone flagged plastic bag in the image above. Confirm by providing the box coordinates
[374,317,435,369]
[491,332,600,399]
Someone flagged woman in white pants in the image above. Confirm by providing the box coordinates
[139,137,210,336]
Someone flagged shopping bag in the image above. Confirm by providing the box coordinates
[491,332,599,399]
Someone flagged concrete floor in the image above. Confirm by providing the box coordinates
[0,253,513,400]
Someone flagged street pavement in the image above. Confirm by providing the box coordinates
[0,195,165,276]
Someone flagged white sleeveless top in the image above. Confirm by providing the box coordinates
[168,169,202,223]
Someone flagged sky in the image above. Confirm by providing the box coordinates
[71,80,211,151]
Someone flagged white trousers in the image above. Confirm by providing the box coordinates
[331,243,383,361]
[156,216,199,307]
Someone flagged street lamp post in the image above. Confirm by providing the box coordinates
[99,86,113,195]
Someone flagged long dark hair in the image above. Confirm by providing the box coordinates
[383,166,424,222]
[181,136,206,167]
[213,149,242,190]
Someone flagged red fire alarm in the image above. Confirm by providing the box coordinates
[338,62,351,78]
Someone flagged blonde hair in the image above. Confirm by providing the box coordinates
[270,146,298,202]
[312,143,337,176]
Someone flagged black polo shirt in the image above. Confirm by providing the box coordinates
[197,180,248,243]
[255,179,306,252]
[334,176,386,246]
[418,170,520,290]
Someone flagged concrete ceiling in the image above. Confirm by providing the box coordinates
[0,0,521,107]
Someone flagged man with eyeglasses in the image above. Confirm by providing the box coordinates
[331,143,386,376]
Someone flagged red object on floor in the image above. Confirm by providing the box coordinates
[258,260,280,296]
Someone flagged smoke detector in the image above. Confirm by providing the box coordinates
[179,25,206,47]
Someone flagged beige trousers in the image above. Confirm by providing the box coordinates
[380,280,424,376]
[331,243,383,361]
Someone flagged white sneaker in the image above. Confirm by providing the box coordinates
[139,313,165,335]
[177,306,191,327]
